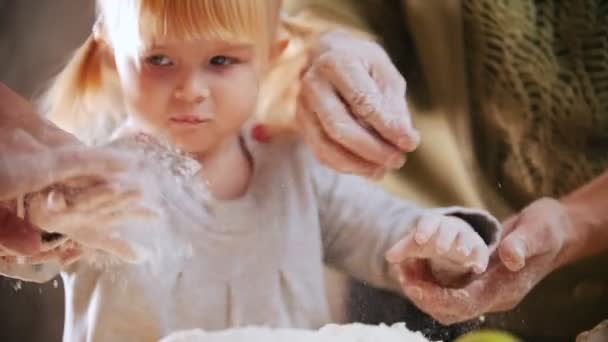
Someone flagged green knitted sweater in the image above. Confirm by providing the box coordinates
[464,0,608,207]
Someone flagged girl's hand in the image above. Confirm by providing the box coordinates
[386,214,490,286]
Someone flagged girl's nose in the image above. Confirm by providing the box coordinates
[173,88,209,104]
[174,77,210,104]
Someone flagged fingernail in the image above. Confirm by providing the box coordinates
[508,252,526,271]
[473,263,485,274]
[506,239,527,269]
[456,245,471,256]
[413,130,421,143]
[410,129,421,144]
[388,153,406,169]
[251,124,270,143]
[511,241,526,260]
[414,232,430,245]
[398,131,421,151]
[397,137,412,150]
[47,191,67,212]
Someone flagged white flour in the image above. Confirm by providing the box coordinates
[91,133,213,270]
[160,323,436,342]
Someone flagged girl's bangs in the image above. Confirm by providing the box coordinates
[100,0,280,54]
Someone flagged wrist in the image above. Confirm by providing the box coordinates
[557,170,608,267]
[556,197,601,268]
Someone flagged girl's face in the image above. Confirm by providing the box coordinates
[112,37,261,154]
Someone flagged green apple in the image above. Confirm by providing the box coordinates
[455,330,521,342]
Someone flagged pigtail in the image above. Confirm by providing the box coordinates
[39,32,125,146]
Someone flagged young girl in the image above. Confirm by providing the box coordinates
[2,1,502,341]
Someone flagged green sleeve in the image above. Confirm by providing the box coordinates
[283,0,375,33]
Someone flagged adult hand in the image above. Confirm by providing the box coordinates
[1,239,84,267]
[0,132,144,259]
[296,31,420,178]
[0,129,133,201]
[498,198,576,273]
[392,198,577,325]
[0,207,42,256]
[0,83,140,258]
[26,180,156,262]
[0,82,75,149]
[0,83,133,200]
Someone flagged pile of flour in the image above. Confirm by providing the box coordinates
[160,323,435,342]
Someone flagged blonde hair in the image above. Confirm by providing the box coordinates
[255,12,374,137]
[42,0,281,145]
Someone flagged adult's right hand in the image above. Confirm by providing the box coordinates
[296,31,420,179]
[0,83,133,199]
[0,129,133,202]
[0,83,142,258]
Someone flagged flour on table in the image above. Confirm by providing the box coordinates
[160,323,436,342]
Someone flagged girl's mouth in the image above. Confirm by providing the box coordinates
[169,116,210,124]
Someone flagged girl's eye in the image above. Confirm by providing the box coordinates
[145,55,174,67]
[209,55,237,66]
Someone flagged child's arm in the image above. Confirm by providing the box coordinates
[311,153,501,292]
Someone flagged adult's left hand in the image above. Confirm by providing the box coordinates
[0,83,139,257]
[392,198,578,325]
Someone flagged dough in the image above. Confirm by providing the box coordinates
[161,323,435,342]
